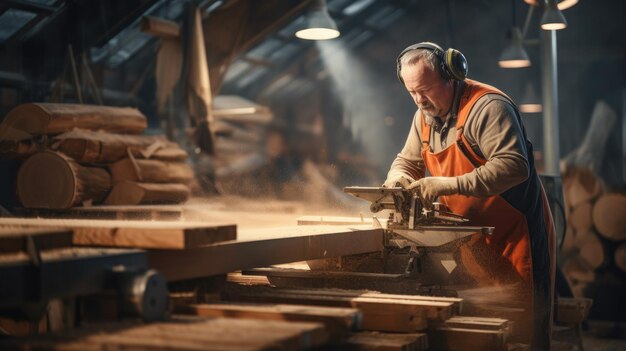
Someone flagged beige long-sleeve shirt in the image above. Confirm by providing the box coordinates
[387,81,530,197]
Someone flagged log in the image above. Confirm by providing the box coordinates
[615,242,626,273]
[52,129,187,163]
[562,166,605,208]
[570,202,593,233]
[104,181,190,205]
[562,256,595,287]
[16,151,111,209]
[592,193,626,241]
[109,158,194,184]
[0,139,40,159]
[0,103,147,140]
[561,226,577,255]
[576,232,608,269]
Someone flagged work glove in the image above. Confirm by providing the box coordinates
[407,176,459,206]
[382,174,415,189]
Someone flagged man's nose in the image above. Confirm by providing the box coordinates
[415,93,427,105]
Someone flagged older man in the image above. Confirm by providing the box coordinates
[384,42,556,350]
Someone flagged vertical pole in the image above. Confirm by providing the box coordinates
[541,29,560,175]
[622,90,626,182]
[540,29,565,249]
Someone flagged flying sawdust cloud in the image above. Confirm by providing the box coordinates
[317,40,396,175]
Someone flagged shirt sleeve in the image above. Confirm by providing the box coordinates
[456,95,530,197]
[386,111,426,181]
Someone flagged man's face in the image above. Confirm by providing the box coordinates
[401,60,454,118]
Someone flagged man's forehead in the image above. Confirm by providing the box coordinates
[401,61,438,85]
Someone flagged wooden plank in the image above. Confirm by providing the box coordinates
[297,215,376,226]
[227,272,272,286]
[149,225,383,281]
[0,226,73,253]
[0,316,328,351]
[14,205,183,221]
[244,267,404,281]
[556,297,593,323]
[339,332,428,351]
[241,267,459,296]
[177,302,362,337]
[222,284,456,332]
[427,326,506,351]
[232,288,463,320]
[140,16,180,39]
[431,316,511,332]
[224,285,458,321]
[0,218,236,249]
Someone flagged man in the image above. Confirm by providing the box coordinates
[384,42,556,350]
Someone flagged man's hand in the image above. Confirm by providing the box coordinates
[383,174,415,189]
[407,176,459,205]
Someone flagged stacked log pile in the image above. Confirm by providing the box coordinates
[560,165,626,297]
[557,100,625,304]
[0,103,193,209]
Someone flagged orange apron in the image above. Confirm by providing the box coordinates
[420,79,556,349]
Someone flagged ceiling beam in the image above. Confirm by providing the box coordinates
[204,0,315,94]
[4,0,56,15]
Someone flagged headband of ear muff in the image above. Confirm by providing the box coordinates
[396,42,468,83]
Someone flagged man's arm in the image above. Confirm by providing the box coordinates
[456,95,530,197]
[385,111,426,185]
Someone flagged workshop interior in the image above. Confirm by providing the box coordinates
[0,0,624,350]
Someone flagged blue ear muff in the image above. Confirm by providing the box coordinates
[396,42,468,83]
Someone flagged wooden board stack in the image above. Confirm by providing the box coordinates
[0,316,329,351]
[222,272,513,350]
[0,103,193,209]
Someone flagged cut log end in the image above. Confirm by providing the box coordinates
[18,151,75,208]
[592,193,626,241]
[17,151,111,209]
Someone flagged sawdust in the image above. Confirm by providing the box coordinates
[183,194,369,231]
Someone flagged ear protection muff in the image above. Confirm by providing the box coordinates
[396,42,468,83]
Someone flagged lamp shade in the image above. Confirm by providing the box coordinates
[541,0,568,30]
[295,0,340,40]
[520,82,542,113]
[523,0,579,11]
[498,27,531,68]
